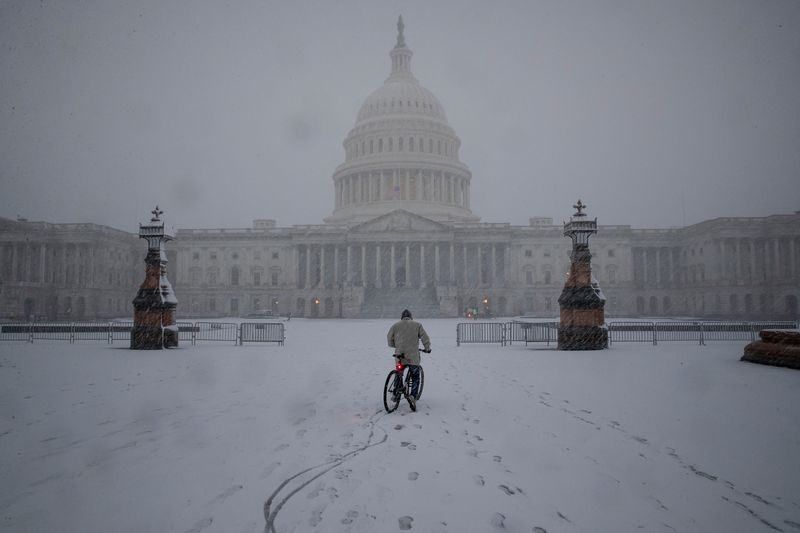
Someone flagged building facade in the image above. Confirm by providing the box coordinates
[1,22,798,321]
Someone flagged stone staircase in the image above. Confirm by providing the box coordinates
[359,287,442,318]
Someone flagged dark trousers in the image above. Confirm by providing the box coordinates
[406,364,421,399]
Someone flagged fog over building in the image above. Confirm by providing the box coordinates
[1,20,799,321]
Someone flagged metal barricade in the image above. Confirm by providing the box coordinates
[655,321,702,344]
[701,321,754,343]
[195,322,239,345]
[608,321,656,345]
[0,322,30,342]
[240,322,285,345]
[177,321,196,344]
[507,321,559,345]
[73,322,111,342]
[110,321,134,343]
[456,322,505,346]
[30,322,73,342]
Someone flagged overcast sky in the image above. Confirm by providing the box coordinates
[1,0,798,231]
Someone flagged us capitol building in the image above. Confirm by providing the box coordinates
[1,20,799,321]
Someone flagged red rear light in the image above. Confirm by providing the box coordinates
[396,362,404,371]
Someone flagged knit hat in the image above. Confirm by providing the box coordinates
[401,309,412,319]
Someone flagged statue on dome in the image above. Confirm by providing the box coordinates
[396,15,406,48]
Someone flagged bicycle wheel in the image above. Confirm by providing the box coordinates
[416,366,425,400]
[383,371,402,413]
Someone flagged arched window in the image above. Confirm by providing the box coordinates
[428,139,433,153]
[399,137,404,151]
[437,140,442,154]
[231,266,240,286]
[369,139,373,154]
[378,138,383,152]
[409,137,414,152]
[388,137,393,151]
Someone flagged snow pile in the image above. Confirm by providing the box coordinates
[1,318,798,532]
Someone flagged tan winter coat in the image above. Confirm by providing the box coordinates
[387,317,431,365]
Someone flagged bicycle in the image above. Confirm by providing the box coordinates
[383,351,427,413]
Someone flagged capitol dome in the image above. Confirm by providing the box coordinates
[325,17,479,225]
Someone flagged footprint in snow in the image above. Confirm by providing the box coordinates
[399,515,414,530]
[533,527,547,533]
[309,507,324,527]
[341,510,359,524]
[394,424,404,430]
[473,475,485,486]
[498,485,515,495]
[491,512,505,529]
[493,455,502,463]
[408,472,419,481]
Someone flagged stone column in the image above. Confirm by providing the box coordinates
[40,244,47,285]
[390,244,396,288]
[405,243,411,287]
[477,245,483,285]
[450,242,455,285]
[774,239,781,278]
[361,245,367,287]
[463,243,468,286]
[655,248,661,286]
[790,238,797,277]
[734,240,741,282]
[492,244,497,285]
[334,246,339,287]
[305,245,311,288]
[749,240,756,282]
[346,245,352,286]
[376,244,382,288]
[420,243,426,287]
[434,244,440,284]
[319,245,325,288]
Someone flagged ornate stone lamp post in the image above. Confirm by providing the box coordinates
[558,200,608,350]
[131,207,178,349]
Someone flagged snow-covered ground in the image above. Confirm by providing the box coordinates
[1,318,798,533]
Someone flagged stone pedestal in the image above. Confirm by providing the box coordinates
[131,207,179,350]
[131,249,165,349]
[558,247,608,350]
[741,329,800,370]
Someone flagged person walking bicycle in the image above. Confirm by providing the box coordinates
[387,309,431,410]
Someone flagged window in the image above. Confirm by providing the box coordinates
[524,250,532,258]
[526,296,534,311]
[608,249,615,258]
[388,137,393,151]
[399,137,403,151]
[545,271,552,284]
[437,140,442,154]
[409,137,414,152]
[543,251,551,258]
[231,267,240,286]
[254,251,261,260]
[210,251,217,260]
[271,272,279,286]
[209,298,216,312]
[272,251,279,260]
[232,252,239,260]
[230,298,238,314]
[253,272,261,286]
[192,252,199,261]
[545,297,552,312]
[525,271,533,285]
[378,138,383,152]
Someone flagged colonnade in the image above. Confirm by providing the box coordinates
[632,237,800,287]
[335,169,470,209]
[296,241,506,289]
[715,237,798,282]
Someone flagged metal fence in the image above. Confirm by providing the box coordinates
[453,320,800,347]
[0,320,286,346]
[194,322,240,345]
[608,322,657,345]
[240,322,285,345]
[456,322,506,346]
[507,321,559,346]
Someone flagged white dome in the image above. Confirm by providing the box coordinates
[326,18,478,226]
[356,78,449,125]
